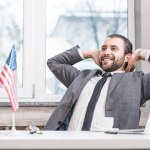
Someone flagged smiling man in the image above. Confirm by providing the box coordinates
[44,34,150,131]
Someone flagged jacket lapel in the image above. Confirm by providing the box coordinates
[106,73,125,108]
[72,69,101,104]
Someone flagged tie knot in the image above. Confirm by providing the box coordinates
[102,72,112,77]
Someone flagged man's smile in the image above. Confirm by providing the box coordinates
[101,56,114,63]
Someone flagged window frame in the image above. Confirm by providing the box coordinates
[0,0,33,101]
[0,0,135,102]
[40,0,135,102]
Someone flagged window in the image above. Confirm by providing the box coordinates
[0,0,33,101]
[0,0,23,86]
[45,0,134,101]
[0,0,135,102]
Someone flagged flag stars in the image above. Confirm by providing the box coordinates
[6,45,17,71]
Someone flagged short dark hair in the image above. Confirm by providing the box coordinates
[107,34,133,54]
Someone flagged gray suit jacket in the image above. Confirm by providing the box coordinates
[44,45,150,130]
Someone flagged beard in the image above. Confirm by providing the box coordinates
[100,57,125,72]
[101,62,124,72]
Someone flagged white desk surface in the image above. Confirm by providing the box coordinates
[0,131,150,149]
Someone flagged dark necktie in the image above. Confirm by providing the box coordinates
[82,72,112,131]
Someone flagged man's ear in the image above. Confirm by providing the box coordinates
[125,53,132,63]
[123,53,132,70]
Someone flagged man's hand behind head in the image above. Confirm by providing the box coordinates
[82,50,101,67]
[125,49,148,72]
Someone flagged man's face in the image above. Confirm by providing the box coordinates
[99,37,127,72]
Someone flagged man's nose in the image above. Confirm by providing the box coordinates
[104,48,111,54]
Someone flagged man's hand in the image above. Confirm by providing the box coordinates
[124,52,140,72]
[125,49,147,72]
[82,50,100,67]
[91,50,101,67]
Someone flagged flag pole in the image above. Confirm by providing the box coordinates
[11,112,16,131]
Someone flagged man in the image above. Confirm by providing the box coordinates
[44,34,150,131]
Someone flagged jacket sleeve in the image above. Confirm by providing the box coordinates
[47,45,83,88]
[141,72,150,104]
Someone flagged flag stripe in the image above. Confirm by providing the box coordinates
[0,77,17,111]
[0,78,15,110]
[3,67,16,97]
[4,65,17,97]
[0,71,17,111]
[0,45,18,112]
[1,65,18,110]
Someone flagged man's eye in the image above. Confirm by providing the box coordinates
[111,47,117,51]
[102,47,106,51]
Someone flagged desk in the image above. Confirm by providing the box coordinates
[0,131,150,149]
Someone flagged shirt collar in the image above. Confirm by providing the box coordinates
[97,70,125,76]
[110,70,125,75]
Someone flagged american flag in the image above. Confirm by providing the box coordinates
[0,45,19,112]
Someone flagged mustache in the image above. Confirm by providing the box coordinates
[101,55,115,60]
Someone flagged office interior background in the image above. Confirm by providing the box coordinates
[0,0,150,130]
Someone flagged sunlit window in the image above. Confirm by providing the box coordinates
[0,0,23,87]
[46,0,128,95]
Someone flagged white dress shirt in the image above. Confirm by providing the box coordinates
[68,49,118,130]
[67,73,109,130]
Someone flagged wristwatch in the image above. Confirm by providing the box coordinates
[136,49,142,60]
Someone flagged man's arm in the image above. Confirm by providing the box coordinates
[125,49,150,103]
[81,50,101,67]
[47,45,82,88]
[47,46,101,87]
[125,49,150,72]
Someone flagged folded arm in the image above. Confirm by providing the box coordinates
[125,49,150,72]
[47,45,101,87]
[127,49,150,104]
[47,45,83,88]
